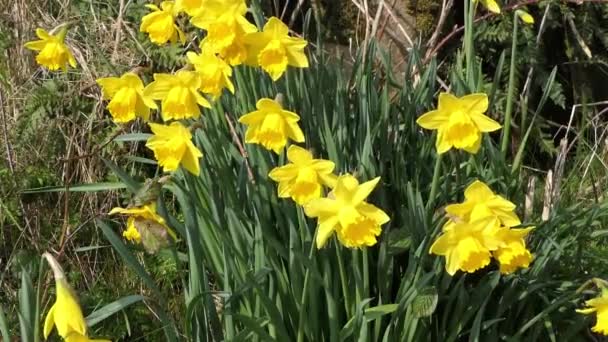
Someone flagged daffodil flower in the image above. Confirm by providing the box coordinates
[176,0,206,16]
[144,71,211,121]
[268,145,335,205]
[187,49,235,98]
[493,227,533,274]
[24,27,77,71]
[416,92,501,154]
[244,17,308,81]
[474,0,501,14]
[191,0,257,65]
[445,180,521,227]
[42,253,110,342]
[305,175,390,248]
[516,10,535,25]
[238,98,305,153]
[429,218,503,275]
[140,1,185,45]
[577,288,608,335]
[96,72,157,123]
[145,122,203,175]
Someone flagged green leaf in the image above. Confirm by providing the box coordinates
[22,182,127,194]
[102,158,141,193]
[114,133,153,142]
[411,287,438,318]
[86,295,145,327]
[386,229,412,255]
[0,304,10,341]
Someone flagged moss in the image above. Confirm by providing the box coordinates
[407,0,442,36]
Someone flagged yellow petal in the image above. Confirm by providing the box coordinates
[471,113,501,132]
[305,198,340,218]
[436,130,452,154]
[352,177,380,205]
[416,109,447,129]
[268,164,299,181]
[264,17,289,38]
[43,304,56,338]
[24,40,46,51]
[357,202,390,225]
[316,216,339,248]
[286,121,305,143]
[96,77,123,98]
[464,180,494,202]
[311,160,335,174]
[517,10,534,24]
[286,145,312,163]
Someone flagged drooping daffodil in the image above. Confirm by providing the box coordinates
[238,97,305,154]
[24,27,77,71]
[96,72,157,123]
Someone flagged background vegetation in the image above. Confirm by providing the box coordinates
[1,0,608,340]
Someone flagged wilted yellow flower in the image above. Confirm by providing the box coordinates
[416,93,501,154]
[577,288,608,336]
[268,145,335,205]
[176,0,206,16]
[244,17,309,80]
[305,175,390,248]
[144,71,211,121]
[430,218,502,275]
[42,253,110,342]
[445,180,521,227]
[146,122,203,175]
[187,49,235,98]
[24,27,76,71]
[96,72,157,123]
[191,0,257,65]
[516,10,535,24]
[238,98,305,153]
[140,1,185,45]
[493,227,533,274]
[474,0,500,14]
[110,202,176,241]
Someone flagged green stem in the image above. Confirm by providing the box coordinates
[501,13,519,158]
[464,0,476,87]
[427,154,443,210]
[296,229,318,342]
[335,243,351,316]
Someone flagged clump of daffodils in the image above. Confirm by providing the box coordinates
[429,180,533,275]
[43,253,110,342]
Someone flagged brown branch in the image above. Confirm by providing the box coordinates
[423,0,603,65]
[225,113,255,183]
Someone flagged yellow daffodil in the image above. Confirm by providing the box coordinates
[96,72,157,123]
[144,71,211,121]
[187,49,235,98]
[140,1,185,45]
[474,0,500,14]
[176,0,206,16]
[429,218,502,275]
[416,93,501,154]
[42,253,110,342]
[577,288,608,335]
[305,175,390,249]
[268,145,335,205]
[238,98,305,153]
[24,27,76,71]
[445,180,521,227]
[110,202,177,242]
[191,0,257,65]
[146,122,203,175]
[516,10,535,24]
[493,227,533,274]
[244,17,309,80]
